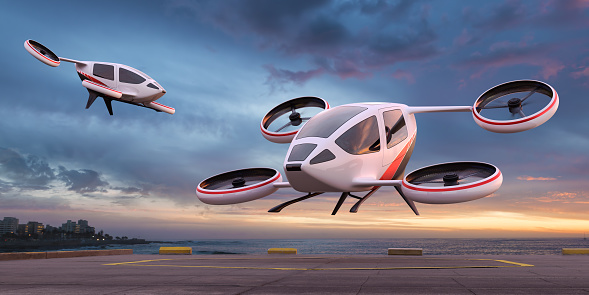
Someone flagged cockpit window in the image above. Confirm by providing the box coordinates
[93,64,114,80]
[119,68,146,84]
[296,106,367,139]
[146,83,159,90]
[335,115,381,155]
[383,110,408,148]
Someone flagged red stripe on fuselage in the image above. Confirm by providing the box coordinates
[379,134,416,181]
[78,71,107,87]
[85,80,121,94]
[151,102,174,110]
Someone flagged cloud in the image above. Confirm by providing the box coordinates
[0,194,72,211]
[530,191,589,204]
[517,176,557,181]
[572,66,589,79]
[263,65,324,92]
[57,166,109,193]
[463,1,528,31]
[456,39,565,79]
[0,148,56,189]
[463,1,589,31]
[391,69,416,84]
[170,0,440,87]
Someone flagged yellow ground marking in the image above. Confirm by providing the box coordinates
[104,257,534,270]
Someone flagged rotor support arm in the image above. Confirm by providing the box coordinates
[407,106,472,114]
[268,192,323,213]
[58,57,86,65]
[352,178,402,187]
[272,182,292,188]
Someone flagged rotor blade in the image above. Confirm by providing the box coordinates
[275,122,292,132]
[520,87,539,103]
[103,98,114,116]
[456,171,481,180]
[518,109,526,118]
[395,186,419,216]
[412,180,445,184]
[300,117,312,121]
[331,192,349,215]
[521,100,540,107]
[86,90,99,109]
[268,192,323,213]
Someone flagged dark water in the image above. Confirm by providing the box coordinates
[71,238,589,255]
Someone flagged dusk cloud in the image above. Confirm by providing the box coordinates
[57,167,109,193]
[0,148,55,189]
[517,176,557,181]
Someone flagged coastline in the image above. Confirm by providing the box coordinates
[0,238,149,253]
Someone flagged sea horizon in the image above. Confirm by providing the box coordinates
[6,237,585,256]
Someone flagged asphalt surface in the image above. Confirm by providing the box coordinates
[1,254,589,294]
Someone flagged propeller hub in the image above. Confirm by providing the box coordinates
[289,111,301,121]
[507,98,522,114]
[232,177,246,188]
[508,98,521,108]
[289,111,303,126]
[443,173,459,186]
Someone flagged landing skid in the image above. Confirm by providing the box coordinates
[85,89,162,115]
[268,187,420,215]
[268,192,323,213]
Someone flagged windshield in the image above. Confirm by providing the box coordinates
[296,106,367,139]
[335,115,381,155]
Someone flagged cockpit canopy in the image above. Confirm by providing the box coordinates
[294,105,409,157]
[92,63,159,89]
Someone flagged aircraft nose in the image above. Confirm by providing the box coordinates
[162,90,166,94]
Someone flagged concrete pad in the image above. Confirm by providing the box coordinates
[0,249,132,261]
[46,249,133,259]
[0,251,46,261]
[159,247,192,254]
[359,287,474,294]
[562,248,589,255]
[268,248,297,254]
[2,254,589,294]
[388,248,423,255]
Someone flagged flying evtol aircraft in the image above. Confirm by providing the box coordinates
[24,40,174,115]
[196,80,558,215]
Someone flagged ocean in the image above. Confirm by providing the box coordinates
[69,238,589,255]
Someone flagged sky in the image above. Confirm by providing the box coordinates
[1,0,589,240]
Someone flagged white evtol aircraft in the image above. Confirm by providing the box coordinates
[25,40,174,115]
[196,80,558,215]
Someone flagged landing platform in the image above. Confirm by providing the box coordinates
[1,254,589,294]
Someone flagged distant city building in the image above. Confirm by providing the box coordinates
[45,224,58,233]
[2,217,97,237]
[0,217,19,235]
[27,221,44,236]
[17,223,28,236]
[77,219,95,234]
[61,220,80,233]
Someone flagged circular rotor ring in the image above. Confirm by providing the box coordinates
[24,40,60,67]
[196,168,281,205]
[402,161,502,204]
[473,80,558,133]
[261,96,329,143]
